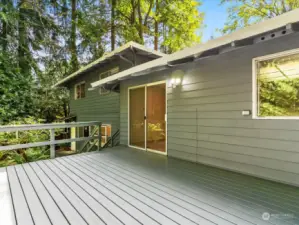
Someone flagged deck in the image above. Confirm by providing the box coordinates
[1,146,299,225]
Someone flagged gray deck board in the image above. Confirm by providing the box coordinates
[21,163,69,225]
[49,159,138,225]
[61,157,200,225]
[14,165,51,225]
[82,152,272,225]
[47,159,161,225]
[2,146,299,225]
[35,160,106,225]
[69,155,234,225]
[57,157,179,225]
[79,154,254,225]
[30,162,88,225]
[0,168,16,225]
[6,166,34,225]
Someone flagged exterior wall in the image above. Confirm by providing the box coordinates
[120,32,299,187]
[67,53,159,149]
[68,58,128,139]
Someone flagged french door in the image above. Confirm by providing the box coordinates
[129,81,166,154]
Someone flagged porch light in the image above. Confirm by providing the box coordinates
[170,70,183,88]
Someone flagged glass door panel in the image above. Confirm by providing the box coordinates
[129,87,145,148]
[146,83,166,152]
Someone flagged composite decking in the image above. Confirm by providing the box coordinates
[1,146,299,225]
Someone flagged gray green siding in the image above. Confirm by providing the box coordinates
[67,54,158,142]
[120,32,299,187]
[68,59,127,137]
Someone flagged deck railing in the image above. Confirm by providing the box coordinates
[0,121,102,158]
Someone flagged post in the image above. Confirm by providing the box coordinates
[98,124,101,151]
[50,129,55,159]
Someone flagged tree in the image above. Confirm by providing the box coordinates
[70,0,79,72]
[158,0,204,53]
[0,52,35,123]
[116,0,203,52]
[111,0,116,50]
[221,0,299,34]
[0,0,204,125]
[154,0,159,50]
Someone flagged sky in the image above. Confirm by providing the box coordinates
[199,0,229,42]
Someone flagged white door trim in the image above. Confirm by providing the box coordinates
[128,80,167,155]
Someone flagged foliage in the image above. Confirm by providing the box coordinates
[220,0,299,34]
[259,77,299,116]
[116,0,204,53]
[0,117,66,167]
[0,0,204,126]
[158,0,204,53]
[0,118,50,167]
[0,52,36,123]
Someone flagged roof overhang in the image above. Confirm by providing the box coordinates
[90,8,299,90]
[53,41,166,88]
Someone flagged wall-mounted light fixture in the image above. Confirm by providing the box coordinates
[170,78,182,87]
[170,70,184,88]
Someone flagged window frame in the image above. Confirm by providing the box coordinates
[99,67,120,95]
[252,48,299,120]
[74,81,86,100]
[76,126,90,138]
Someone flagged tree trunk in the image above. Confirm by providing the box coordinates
[70,0,79,72]
[18,0,30,75]
[154,0,159,50]
[130,0,135,25]
[137,0,144,44]
[1,0,8,51]
[111,0,116,51]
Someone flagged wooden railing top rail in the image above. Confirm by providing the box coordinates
[0,121,101,132]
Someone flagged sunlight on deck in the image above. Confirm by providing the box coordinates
[0,168,15,225]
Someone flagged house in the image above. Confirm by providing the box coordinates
[55,9,299,187]
[54,42,166,149]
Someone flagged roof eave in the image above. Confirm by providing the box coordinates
[53,41,166,88]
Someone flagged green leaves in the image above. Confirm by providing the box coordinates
[0,117,53,167]
[0,52,35,123]
[220,0,299,34]
[259,77,299,116]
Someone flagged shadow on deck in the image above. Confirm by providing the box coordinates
[1,146,299,225]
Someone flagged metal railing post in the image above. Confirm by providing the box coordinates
[50,129,55,159]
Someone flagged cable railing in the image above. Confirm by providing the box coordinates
[0,121,102,159]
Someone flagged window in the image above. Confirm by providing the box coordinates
[77,126,90,137]
[99,67,119,95]
[253,49,299,118]
[75,82,85,99]
[101,124,111,144]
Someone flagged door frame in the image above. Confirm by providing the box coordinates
[128,80,167,155]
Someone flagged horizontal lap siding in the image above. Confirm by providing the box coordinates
[167,32,299,187]
[70,88,120,134]
[69,60,129,145]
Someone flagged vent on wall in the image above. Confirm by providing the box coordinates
[254,28,292,43]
